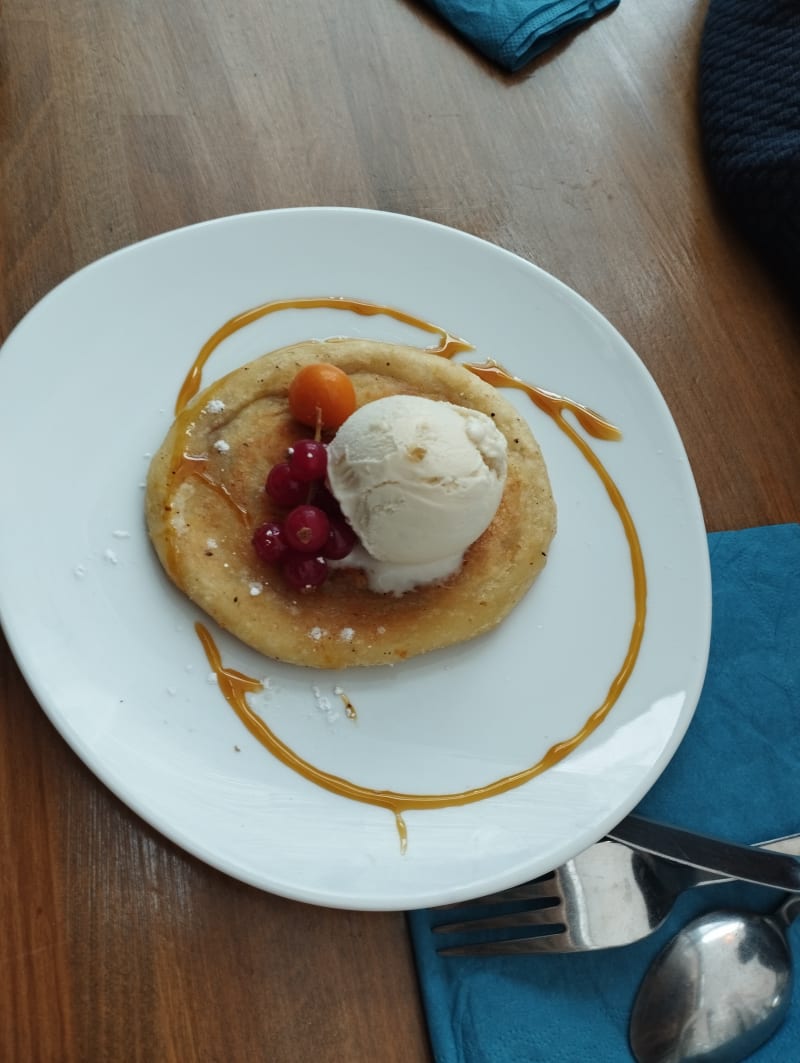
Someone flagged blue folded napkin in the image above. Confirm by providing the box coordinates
[423,0,620,72]
[409,523,800,1062]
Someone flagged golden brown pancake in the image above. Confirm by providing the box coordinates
[146,338,556,668]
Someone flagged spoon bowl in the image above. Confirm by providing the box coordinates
[630,895,800,1063]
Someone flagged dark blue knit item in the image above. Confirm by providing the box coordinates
[699,1,800,294]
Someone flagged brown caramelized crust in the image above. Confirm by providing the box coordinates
[146,338,556,668]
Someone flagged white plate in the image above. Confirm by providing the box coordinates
[0,208,710,910]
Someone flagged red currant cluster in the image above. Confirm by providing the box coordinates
[251,440,357,590]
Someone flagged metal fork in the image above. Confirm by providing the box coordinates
[433,832,800,955]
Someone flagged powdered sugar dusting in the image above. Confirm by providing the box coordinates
[312,684,340,723]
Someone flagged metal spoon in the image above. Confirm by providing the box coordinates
[629,894,800,1062]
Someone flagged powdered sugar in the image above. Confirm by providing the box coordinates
[311,684,340,723]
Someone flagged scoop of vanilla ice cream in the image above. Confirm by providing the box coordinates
[326,394,507,566]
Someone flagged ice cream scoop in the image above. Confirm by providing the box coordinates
[326,394,507,572]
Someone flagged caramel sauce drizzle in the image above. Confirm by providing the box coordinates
[196,621,410,849]
[464,359,622,442]
[175,296,472,415]
[180,295,647,848]
[163,451,250,579]
[175,453,250,524]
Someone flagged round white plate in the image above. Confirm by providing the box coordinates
[0,208,711,910]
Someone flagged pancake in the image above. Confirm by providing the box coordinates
[146,338,556,668]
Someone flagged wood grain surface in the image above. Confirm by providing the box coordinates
[1,0,798,1059]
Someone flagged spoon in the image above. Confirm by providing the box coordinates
[629,894,800,1062]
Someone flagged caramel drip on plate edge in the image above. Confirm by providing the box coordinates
[174,296,646,851]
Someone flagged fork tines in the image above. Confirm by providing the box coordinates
[431,873,568,956]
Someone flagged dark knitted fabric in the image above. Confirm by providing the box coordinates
[699,0,800,295]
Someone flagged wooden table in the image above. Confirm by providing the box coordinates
[1,0,798,1058]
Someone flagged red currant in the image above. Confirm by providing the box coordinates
[266,462,307,507]
[251,522,289,566]
[283,552,328,590]
[283,505,330,553]
[323,517,357,560]
[287,440,327,482]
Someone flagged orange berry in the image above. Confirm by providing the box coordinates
[288,363,356,431]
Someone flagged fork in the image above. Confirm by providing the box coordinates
[433,831,800,955]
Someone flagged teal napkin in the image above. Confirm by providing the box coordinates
[409,523,800,1062]
[423,0,620,72]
